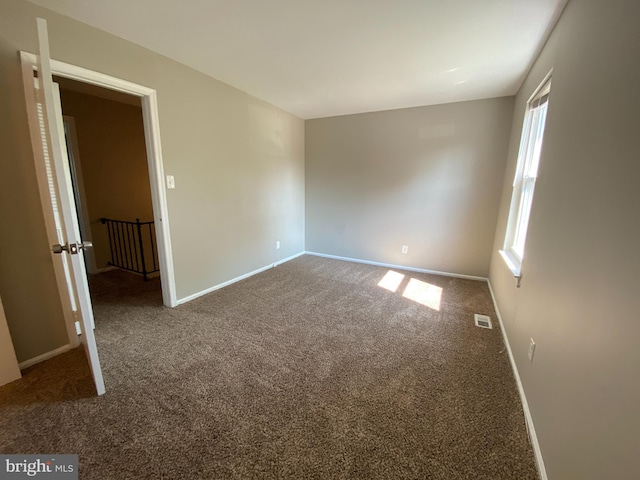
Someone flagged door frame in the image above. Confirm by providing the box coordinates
[20,51,178,312]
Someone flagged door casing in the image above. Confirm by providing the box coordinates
[20,51,178,317]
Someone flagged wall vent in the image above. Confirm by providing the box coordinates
[474,314,492,329]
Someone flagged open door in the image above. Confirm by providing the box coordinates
[32,18,105,395]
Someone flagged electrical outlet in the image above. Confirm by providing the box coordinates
[401,245,408,254]
[276,240,280,250]
[528,338,536,363]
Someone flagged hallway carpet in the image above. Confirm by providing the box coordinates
[0,255,538,479]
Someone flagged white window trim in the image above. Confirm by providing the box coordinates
[501,71,552,283]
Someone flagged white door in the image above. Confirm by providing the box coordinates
[34,18,105,395]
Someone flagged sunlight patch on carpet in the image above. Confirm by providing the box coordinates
[377,270,442,311]
[377,270,405,292]
[402,278,442,311]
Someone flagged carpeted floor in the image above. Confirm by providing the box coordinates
[0,255,538,479]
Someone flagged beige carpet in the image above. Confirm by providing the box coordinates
[0,255,538,479]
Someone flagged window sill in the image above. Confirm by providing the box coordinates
[499,250,523,287]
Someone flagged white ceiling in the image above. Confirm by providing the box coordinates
[30,0,567,119]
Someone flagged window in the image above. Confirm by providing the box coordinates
[501,75,551,276]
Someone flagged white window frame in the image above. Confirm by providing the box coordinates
[501,73,552,281]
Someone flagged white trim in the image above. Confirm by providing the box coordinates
[499,249,523,288]
[141,90,176,307]
[499,249,521,276]
[22,52,156,97]
[20,51,178,308]
[526,69,554,105]
[304,251,487,281]
[487,280,547,480]
[274,251,305,267]
[177,251,305,305]
[18,344,73,370]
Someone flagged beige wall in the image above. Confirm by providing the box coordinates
[0,0,305,362]
[306,98,513,277]
[60,89,153,271]
[489,1,640,478]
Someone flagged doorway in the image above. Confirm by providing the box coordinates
[20,51,177,312]
[54,76,164,314]
[56,77,157,275]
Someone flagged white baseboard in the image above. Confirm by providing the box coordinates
[176,251,305,305]
[18,343,73,370]
[274,251,305,267]
[304,251,487,281]
[487,280,547,480]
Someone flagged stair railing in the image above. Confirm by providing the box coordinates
[100,217,159,280]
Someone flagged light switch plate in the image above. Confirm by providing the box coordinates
[166,175,175,189]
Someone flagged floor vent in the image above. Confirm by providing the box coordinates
[474,314,492,329]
